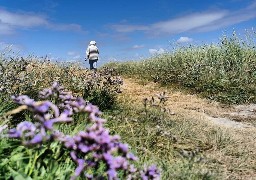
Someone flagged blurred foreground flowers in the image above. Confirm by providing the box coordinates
[0,82,160,180]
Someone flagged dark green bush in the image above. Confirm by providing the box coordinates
[83,68,122,110]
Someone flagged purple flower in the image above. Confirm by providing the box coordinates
[78,144,89,153]
[73,159,85,179]
[8,128,21,138]
[3,82,160,180]
[87,131,97,140]
[34,102,51,114]
[70,151,77,161]
[107,169,117,180]
[111,156,127,169]
[54,112,73,123]
[52,81,59,89]
[25,133,43,145]
[85,174,93,179]
[140,165,161,180]
[17,121,36,132]
[96,130,111,144]
[73,135,82,142]
[69,97,88,112]
[39,88,53,98]
[8,121,36,138]
[77,131,87,138]
[43,120,55,130]
[52,81,64,92]
[7,121,51,146]
[89,114,106,124]
[118,143,129,154]
[44,101,60,118]
[129,164,137,173]
[84,104,101,115]
[52,130,66,140]
[59,94,75,101]
[63,107,73,116]
[11,95,34,105]
[127,153,138,161]
[64,137,76,149]
[103,152,113,163]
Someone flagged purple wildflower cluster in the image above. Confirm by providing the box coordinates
[85,68,123,92]
[1,82,160,180]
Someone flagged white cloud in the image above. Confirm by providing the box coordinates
[0,9,48,27]
[112,11,226,35]
[111,24,148,33]
[0,9,83,34]
[122,44,145,51]
[132,44,144,49]
[151,11,227,35]
[67,51,76,56]
[0,23,14,34]
[67,51,81,60]
[111,1,256,35]
[177,37,193,43]
[48,23,82,32]
[195,1,256,32]
[72,55,81,59]
[107,57,117,61]
[149,48,165,55]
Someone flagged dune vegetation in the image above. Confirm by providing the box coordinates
[107,30,256,104]
[0,31,256,179]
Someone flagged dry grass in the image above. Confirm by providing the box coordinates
[117,77,256,179]
[121,78,256,126]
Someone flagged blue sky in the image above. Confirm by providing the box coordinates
[0,0,256,67]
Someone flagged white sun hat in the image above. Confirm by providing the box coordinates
[89,41,96,45]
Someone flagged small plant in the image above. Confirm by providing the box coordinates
[83,68,123,110]
[143,92,174,117]
[0,82,160,179]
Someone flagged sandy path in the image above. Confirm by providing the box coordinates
[118,78,256,179]
[119,78,256,130]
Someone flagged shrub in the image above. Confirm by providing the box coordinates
[83,68,123,110]
[105,30,256,104]
[0,82,160,180]
[0,51,122,110]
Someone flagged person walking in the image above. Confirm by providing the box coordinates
[86,40,99,70]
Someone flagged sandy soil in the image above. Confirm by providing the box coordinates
[119,78,256,130]
[118,78,256,179]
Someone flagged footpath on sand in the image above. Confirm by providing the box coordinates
[119,78,256,130]
[118,78,256,179]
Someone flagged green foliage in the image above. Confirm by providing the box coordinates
[0,96,74,179]
[0,139,74,179]
[0,30,255,179]
[0,56,34,100]
[105,30,256,104]
[0,99,17,117]
[83,68,122,110]
[103,100,219,179]
[84,87,116,110]
[0,50,121,110]
[0,53,123,179]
